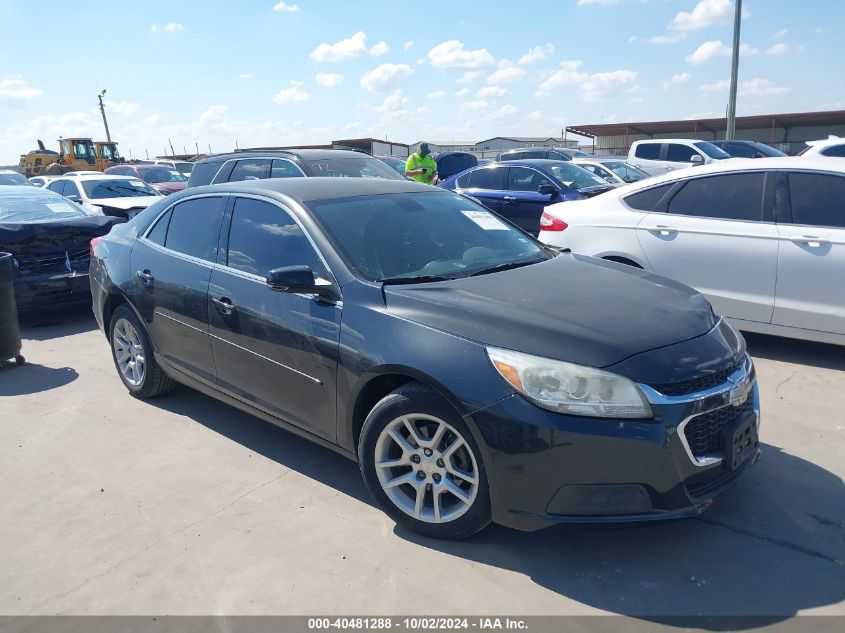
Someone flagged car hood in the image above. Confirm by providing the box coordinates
[575,183,620,197]
[89,196,162,215]
[383,254,716,369]
[0,216,124,259]
[151,182,187,194]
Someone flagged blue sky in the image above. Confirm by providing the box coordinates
[1,0,843,162]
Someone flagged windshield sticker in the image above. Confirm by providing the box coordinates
[129,180,145,188]
[46,203,71,213]
[461,210,509,231]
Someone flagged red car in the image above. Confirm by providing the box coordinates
[104,164,188,195]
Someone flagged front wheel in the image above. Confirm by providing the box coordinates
[358,383,491,539]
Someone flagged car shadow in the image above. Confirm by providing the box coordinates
[19,306,98,341]
[143,383,844,625]
[0,363,79,396]
[744,332,845,372]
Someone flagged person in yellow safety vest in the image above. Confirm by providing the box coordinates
[405,142,438,184]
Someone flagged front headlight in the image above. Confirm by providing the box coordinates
[486,347,653,419]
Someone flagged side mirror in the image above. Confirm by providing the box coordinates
[689,154,704,165]
[538,184,559,196]
[266,265,338,301]
[66,194,82,203]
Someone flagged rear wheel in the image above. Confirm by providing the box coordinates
[109,305,175,398]
[358,383,491,539]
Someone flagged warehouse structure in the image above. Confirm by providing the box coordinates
[565,110,845,156]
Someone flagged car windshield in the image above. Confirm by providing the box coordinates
[308,191,549,282]
[565,149,591,158]
[547,163,607,188]
[380,157,406,174]
[603,161,650,182]
[694,142,732,159]
[305,157,405,180]
[175,162,193,174]
[82,179,160,199]
[751,143,787,157]
[140,167,187,183]
[0,190,88,223]
[0,172,33,186]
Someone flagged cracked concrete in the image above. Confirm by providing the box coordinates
[1,313,843,617]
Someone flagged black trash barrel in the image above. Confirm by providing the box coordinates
[0,252,23,363]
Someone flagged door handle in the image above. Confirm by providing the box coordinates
[503,195,517,202]
[212,296,235,315]
[789,235,829,247]
[644,225,677,236]
[136,269,153,285]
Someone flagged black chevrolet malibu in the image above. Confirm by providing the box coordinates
[90,178,761,539]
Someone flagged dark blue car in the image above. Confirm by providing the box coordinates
[439,159,618,235]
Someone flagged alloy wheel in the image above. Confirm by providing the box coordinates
[112,318,146,387]
[374,414,480,523]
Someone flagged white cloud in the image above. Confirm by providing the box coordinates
[273,2,300,12]
[772,28,788,40]
[765,43,790,56]
[539,61,636,101]
[457,71,481,84]
[404,40,414,51]
[578,0,620,5]
[455,88,470,97]
[476,86,509,98]
[647,34,686,44]
[672,72,692,83]
[239,73,253,80]
[273,81,311,105]
[375,90,409,112]
[460,99,492,112]
[427,40,495,69]
[518,43,554,65]
[311,32,388,62]
[496,104,518,116]
[360,63,414,92]
[685,40,757,65]
[486,66,525,85]
[164,22,184,32]
[370,41,389,57]
[105,100,139,116]
[670,0,733,32]
[0,78,43,103]
[700,78,790,97]
[315,73,344,87]
[426,89,446,99]
[150,24,158,32]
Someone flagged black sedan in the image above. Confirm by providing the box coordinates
[91,178,760,539]
[0,186,123,311]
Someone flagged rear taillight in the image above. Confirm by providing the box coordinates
[540,212,568,232]
[90,236,104,257]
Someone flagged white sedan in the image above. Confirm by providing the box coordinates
[44,174,162,219]
[799,135,845,158]
[538,157,845,346]
[572,158,652,184]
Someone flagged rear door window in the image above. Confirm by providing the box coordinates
[667,173,765,221]
[634,143,660,160]
[164,197,226,261]
[271,159,305,178]
[468,167,505,190]
[787,172,845,228]
[507,167,553,192]
[666,144,697,162]
[228,159,269,182]
[191,160,225,186]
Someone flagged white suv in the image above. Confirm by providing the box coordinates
[628,139,732,175]
[537,157,845,346]
[799,135,845,158]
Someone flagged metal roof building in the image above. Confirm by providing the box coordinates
[566,110,845,156]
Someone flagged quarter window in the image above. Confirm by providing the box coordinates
[226,197,322,278]
[820,144,845,158]
[623,183,674,211]
[146,209,171,246]
[787,172,845,228]
[634,143,660,160]
[228,159,268,182]
[667,173,765,221]
[164,197,225,261]
[666,144,697,162]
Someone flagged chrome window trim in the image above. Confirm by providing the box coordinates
[210,156,305,185]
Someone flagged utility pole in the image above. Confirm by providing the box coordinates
[725,0,742,140]
[97,90,112,142]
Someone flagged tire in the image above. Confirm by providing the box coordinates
[109,304,175,398]
[358,382,491,539]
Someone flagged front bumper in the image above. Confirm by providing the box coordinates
[467,357,760,532]
[14,272,92,312]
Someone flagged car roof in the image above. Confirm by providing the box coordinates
[0,169,21,174]
[188,176,436,203]
[59,174,144,181]
[0,185,64,197]
[498,159,576,167]
[195,148,372,165]
[805,136,844,149]
[632,138,714,144]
